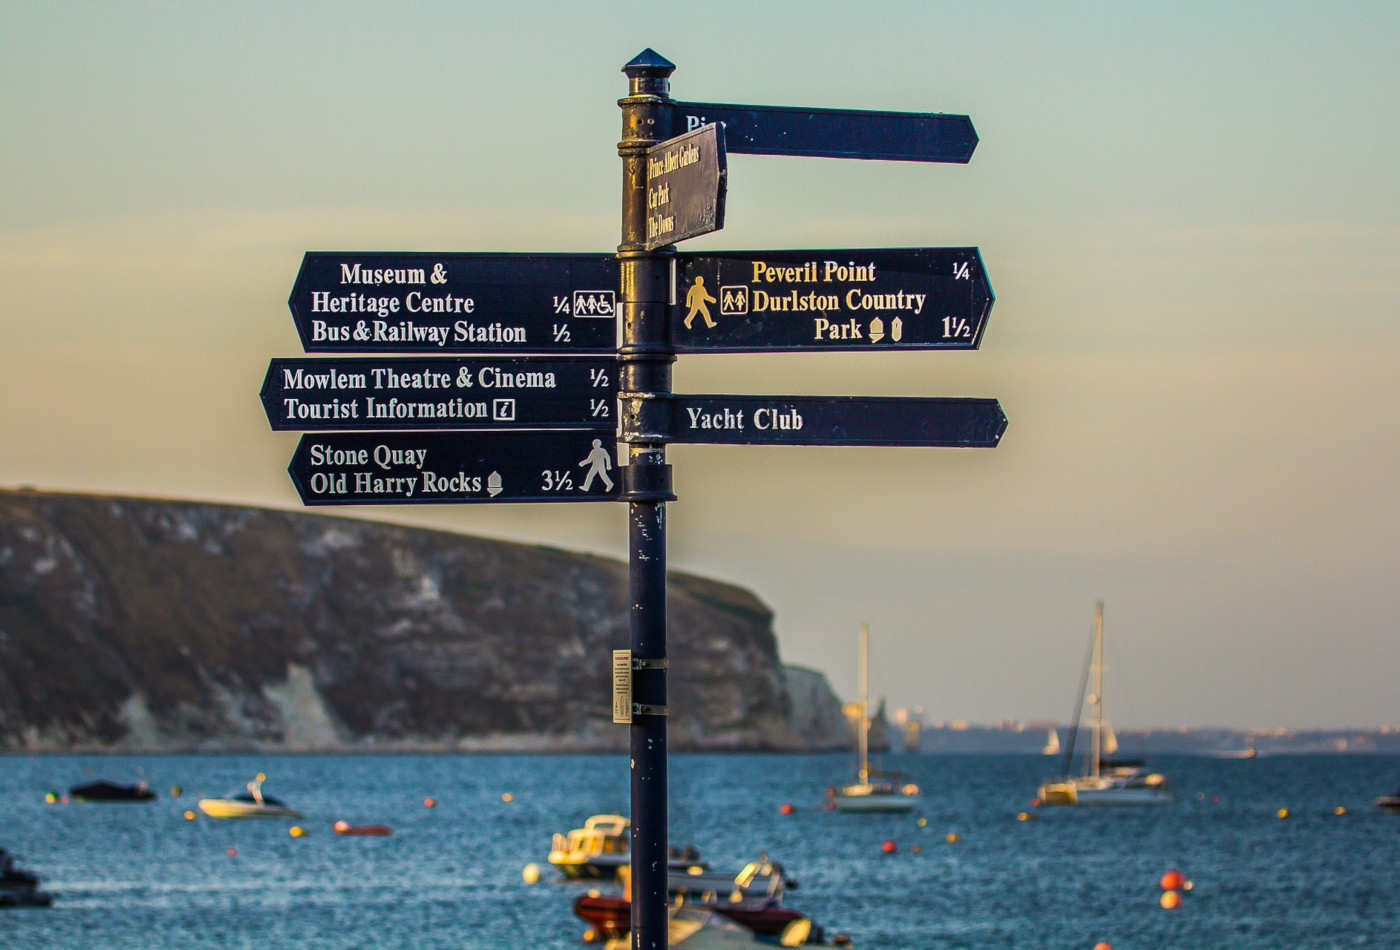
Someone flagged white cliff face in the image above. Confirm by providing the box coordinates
[0,489,849,753]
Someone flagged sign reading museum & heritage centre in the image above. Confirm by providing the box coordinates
[287,431,623,506]
[288,253,619,355]
[651,395,1007,447]
[261,357,618,431]
[669,248,993,352]
[643,123,727,250]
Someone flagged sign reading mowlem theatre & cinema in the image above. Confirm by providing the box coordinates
[671,247,993,352]
[261,357,618,431]
[288,252,619,354]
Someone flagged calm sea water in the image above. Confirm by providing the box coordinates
[2,753,1399,949]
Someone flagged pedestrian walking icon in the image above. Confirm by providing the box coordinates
[579,439,614,491]
[683,276,717,329]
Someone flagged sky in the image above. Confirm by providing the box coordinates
[2,1,1397,730]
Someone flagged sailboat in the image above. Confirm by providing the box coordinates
[1036,602,1173,806]
[829,624,919,813]
[1042,727,1061,756]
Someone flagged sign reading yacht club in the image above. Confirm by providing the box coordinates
[287,431,623,506]
[288,252,619,354]
[260,357,618,431]
[671,248,992,352]
[644,123,726,250]
[656,395,1007,447]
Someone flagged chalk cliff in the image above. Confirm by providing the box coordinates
[0,489,847,752]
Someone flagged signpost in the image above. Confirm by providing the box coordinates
[260,357,617,431]
[264,47,1006,950]
[644,123,727,250]
[286,431,622,506]
[288,252,618,354]
[671,248,993,352]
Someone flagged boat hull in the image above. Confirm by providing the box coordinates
[573,894,817,942]
[831,793,919,813]
[198,799,303,819]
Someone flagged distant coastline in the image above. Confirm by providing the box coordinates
[909,720,1400,755]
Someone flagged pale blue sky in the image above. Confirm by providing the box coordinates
[3,1,1397,728]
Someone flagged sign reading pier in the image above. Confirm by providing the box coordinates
[289,252,619,354]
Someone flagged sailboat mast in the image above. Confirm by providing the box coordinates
[1091,601,1104,779]
[858,623,870,785]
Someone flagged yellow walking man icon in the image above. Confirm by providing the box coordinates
[683,276,717,329]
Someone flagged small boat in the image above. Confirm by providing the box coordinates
[1037,602,1174,807]
[198,773,302,819]
[1212,747,1259,759]
[829,624,919,813]
[333,820,392,836]
[548,814,706,880]
[603,906,795,949]
[0,847,53,908]
[1376,791,1400,813]
[577,894,819,945]
[68,779,155,802]
[1042,727,1061,756]
[577,853,817,943]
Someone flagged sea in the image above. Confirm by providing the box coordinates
[2,752,1399,950]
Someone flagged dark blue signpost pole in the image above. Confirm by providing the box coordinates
[619,50,677,950]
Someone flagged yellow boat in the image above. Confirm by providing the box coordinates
[198,773,303,819]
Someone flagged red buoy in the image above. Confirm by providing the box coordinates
[1160,869,1186,891]
[779,802,796,815]
[880,840,897,854]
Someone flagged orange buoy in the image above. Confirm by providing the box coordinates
[501,792,515,803]
[1277,808,1290,819]
[289,825,307,838]
[183,810,197,821]
[1160,890,1183,909]
[779,802,796,815]
[1160,869,1186,891]
[1333,806,1348,816]
[1093,943,1112,950]
[582,929,599,943]
[945,832,961,844]
[880,840,897,854]
[226,847,236,857]
[1030,797,1042,808]
[423,796,437,808]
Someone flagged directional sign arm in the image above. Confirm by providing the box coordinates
[623,395,1007,447]
[672,101,977,163]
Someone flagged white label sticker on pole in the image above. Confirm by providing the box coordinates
[613,650,633,723]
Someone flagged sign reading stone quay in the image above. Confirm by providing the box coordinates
[670,248,993,352]
[651,395,1007,447]
[288,253,619,354]
[644,123,726,250]
[287,431,623,505]
[261,357,618,431]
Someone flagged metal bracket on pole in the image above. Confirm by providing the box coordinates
[620,459,675,503]
[631,657,668,671]
[618,391,675,443]
[632,703,669,717]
